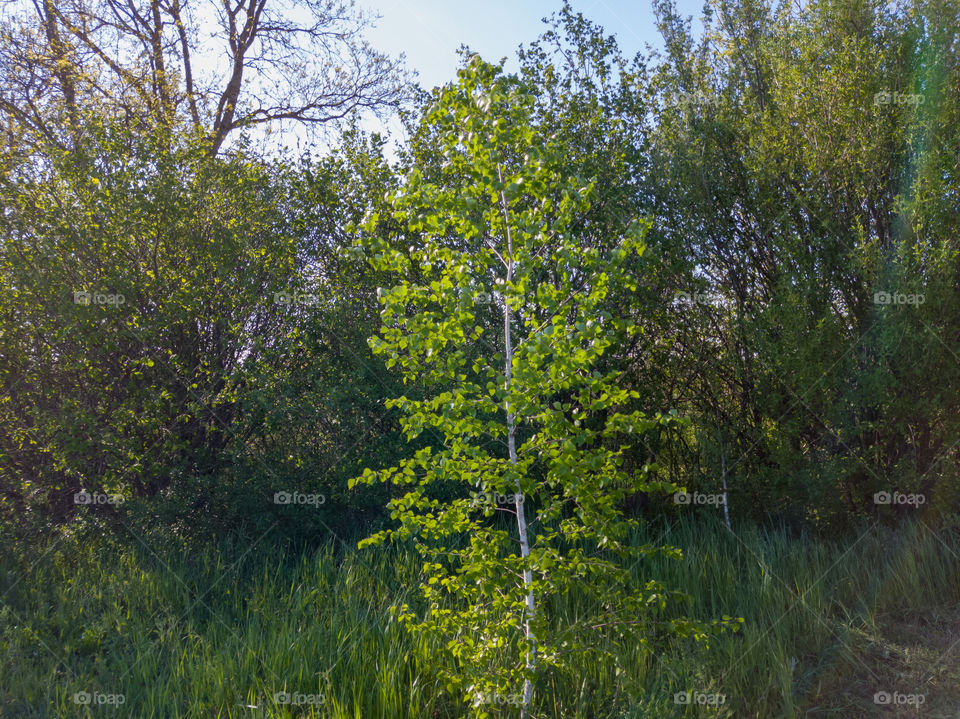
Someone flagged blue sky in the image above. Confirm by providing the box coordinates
[365,0,707,91]
[270,0,707,157]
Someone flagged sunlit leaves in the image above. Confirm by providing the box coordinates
[347,54,727,716]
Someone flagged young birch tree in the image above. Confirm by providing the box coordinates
[349,57,732,718]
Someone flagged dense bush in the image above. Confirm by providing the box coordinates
[0,0,958,544]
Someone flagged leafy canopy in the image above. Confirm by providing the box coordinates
[349,56,735,716]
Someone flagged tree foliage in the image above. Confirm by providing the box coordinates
[349,57,734,717]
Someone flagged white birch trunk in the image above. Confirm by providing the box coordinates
[499,165,536,718]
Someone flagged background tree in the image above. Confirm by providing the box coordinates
[647,0,960,531]
[0,0,408,153]
[0,115,413,544]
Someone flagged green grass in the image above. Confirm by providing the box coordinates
[2,515,959,718]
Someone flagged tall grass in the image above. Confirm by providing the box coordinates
[2,515,958,717]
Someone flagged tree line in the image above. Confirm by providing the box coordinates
[1,0,958,548]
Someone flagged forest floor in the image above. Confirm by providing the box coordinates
[811,608,960,717]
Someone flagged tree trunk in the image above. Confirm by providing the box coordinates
[721,442,731,529]
[499,164,536,717]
